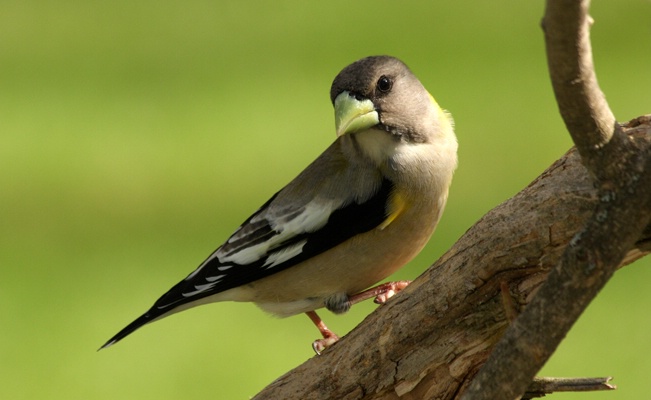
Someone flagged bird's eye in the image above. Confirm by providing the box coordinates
[376,76,393,93]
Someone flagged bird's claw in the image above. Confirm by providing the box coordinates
[372,280,412,305]
[373,290,395,304]
[312,336,339,355]
[312,334,340,355]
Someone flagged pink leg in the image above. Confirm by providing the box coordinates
[306,310,340,355]
[305,281,411,354]
[348,280,412,306]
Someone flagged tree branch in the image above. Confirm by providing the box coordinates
[522,376,615,399]
[542,0,616,171]
[461,0,651,398]
[252,117,651,399]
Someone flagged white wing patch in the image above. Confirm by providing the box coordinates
[185,263,230,281]
[263,240,307,269]
[217,202,334,266]
[205,274,226,282]
[182,274,226,297]
[182,282,218,297]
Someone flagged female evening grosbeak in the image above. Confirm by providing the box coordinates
[101,55,457,354]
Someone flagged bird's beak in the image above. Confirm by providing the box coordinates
[334,91,379,137]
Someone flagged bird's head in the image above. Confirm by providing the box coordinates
[330,55,450,144]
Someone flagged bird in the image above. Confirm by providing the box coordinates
[100,55,457,354]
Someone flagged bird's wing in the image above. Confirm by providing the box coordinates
[101,164,394,348]
[155,176,394,310]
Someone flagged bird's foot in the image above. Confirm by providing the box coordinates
[305,281,411,354]
[349,280,412,306]
[312,332,340,355]
[306,310,340,355]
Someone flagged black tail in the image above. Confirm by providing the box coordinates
[98,312,154,350]
[98,273,212,350]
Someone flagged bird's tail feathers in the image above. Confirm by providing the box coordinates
[98,312,154,351]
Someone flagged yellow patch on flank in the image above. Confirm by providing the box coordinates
[379,190,407,230]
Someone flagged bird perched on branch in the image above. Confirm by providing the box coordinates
[101,55,457,354]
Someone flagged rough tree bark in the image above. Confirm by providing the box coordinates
[252,1,651,398]
[462,0,651,397]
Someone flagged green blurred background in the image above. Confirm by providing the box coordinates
[2,1,650,398]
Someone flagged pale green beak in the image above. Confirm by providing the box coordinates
[334,91,379,137]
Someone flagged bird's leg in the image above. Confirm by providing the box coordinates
[306,310,340,355]
[348,280,412,306]
[306,281,411,354]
